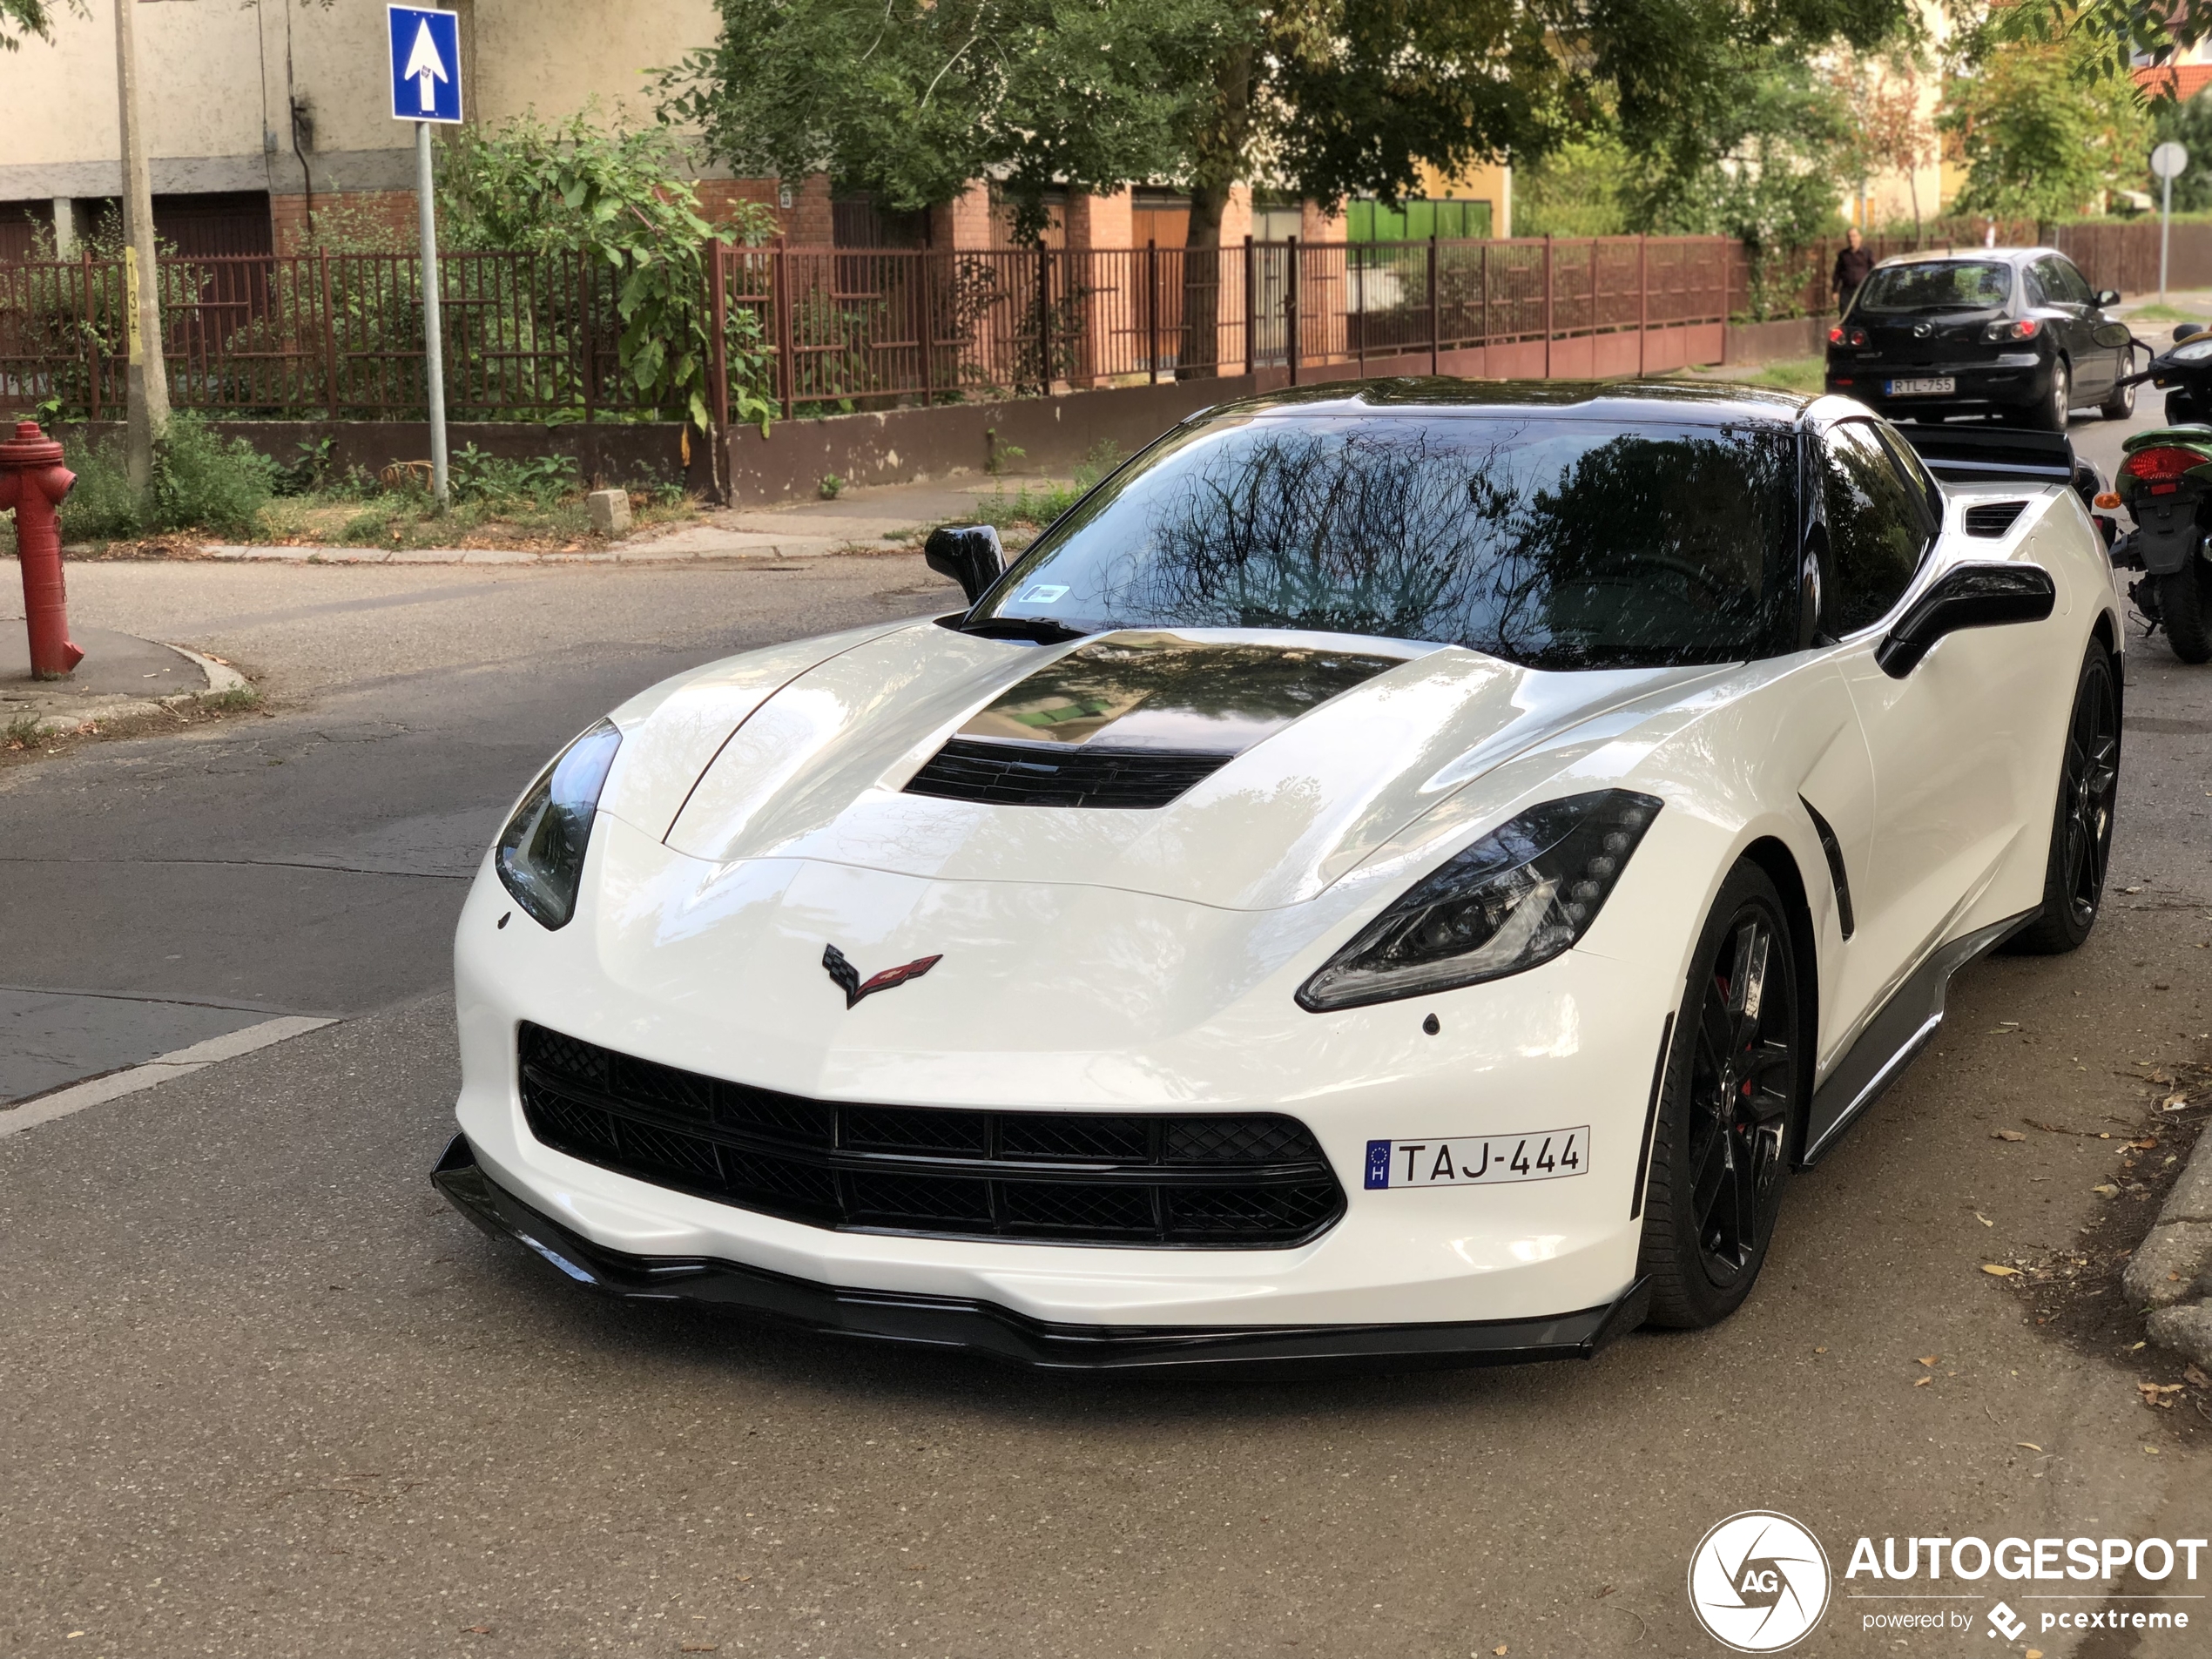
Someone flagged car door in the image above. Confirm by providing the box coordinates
[1817,420,2038,1032]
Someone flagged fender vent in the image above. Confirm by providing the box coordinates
[904,738,1233,808]
[1963,501,2027,537]
[515,1023,1345,1249]
[1801,796,1855,941]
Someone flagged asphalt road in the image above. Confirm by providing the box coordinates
[2,415,2209,1659]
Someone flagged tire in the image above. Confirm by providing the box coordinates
[2161,555,2212,664]
[2101,370,2136,421]
[2029,358,2071,431]
[1635,862,1804,1330]
[2006,643,2121,955]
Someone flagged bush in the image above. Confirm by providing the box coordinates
[57,431,143,543]
[152,414,273,536]
[450,444,581,507]
[54,414,273,543]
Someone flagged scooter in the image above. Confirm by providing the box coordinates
[2101,325,2212,662]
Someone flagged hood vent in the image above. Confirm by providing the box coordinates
[906,738,1233,809]
[1963,500,2027,537]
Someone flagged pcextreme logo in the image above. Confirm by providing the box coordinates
[1688,1511,1833,1652]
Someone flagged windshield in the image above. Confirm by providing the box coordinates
[969,415,1799,670]
[1855,260,2013,314]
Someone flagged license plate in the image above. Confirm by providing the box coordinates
[1885,376,1955,396]
[1364,1127,1590,1190]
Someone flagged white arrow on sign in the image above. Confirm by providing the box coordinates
[401,19,448,114]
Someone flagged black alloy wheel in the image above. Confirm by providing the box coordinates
[1637,862,1803,1329]
[2008,643,2121,954]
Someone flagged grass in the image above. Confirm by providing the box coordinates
[2121,302,2212,324]
[968,442,1123,531]
[1734,355,1826,395]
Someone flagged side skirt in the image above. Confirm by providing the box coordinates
[1797,907,2039,1168]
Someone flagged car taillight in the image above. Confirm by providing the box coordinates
[2125,446,2204,482]
[1982,318,2040,342]
[1827,326,1867,347]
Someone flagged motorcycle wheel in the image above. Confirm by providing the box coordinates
[2161,556,2212,664]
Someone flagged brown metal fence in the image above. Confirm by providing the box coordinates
[726,235,1741,417]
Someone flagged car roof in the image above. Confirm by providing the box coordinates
[1197,376,1811,428]
[1869,247,2059,269]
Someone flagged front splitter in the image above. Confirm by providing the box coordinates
[433,1134,1650,1379]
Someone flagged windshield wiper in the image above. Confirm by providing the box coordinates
[961,615,1093,644]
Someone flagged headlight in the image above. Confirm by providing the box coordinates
[495,718,622,930]
[2171,337,2212,363]
[1296,790,1662,1011]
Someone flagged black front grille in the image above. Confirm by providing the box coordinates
[1964,500,2028,536]
[516,1023,1345,1249]
[904,738,1233,808]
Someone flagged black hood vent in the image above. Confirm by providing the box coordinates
[906,738,1233,808]
[1963,500,2027,537]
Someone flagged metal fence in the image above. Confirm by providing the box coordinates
[731,235,1739,416]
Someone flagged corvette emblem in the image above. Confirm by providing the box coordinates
[822,943,943,1009]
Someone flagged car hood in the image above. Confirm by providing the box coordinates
[622,620,1726,912]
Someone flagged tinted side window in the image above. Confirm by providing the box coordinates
[2053,258,2094,304]
[2022,262,2049,307]
[1820,422,1927,634]
[1871,423,1941,538]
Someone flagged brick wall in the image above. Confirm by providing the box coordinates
[271,190,418,254]
[694,175,833,245]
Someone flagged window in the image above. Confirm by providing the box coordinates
[1820,421,1929,634]
[1871,423,1943,539]
[2051,258,2095,305]
[971,415,1801,670]
[1856,260,2013,314]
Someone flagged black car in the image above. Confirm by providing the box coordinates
[1824,247,2137,428]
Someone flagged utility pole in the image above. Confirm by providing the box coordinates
[114,0,170,502]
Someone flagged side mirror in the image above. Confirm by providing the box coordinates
[1876,563,2055,678]
[2095,289,2121,307]
[923,523,1006,606]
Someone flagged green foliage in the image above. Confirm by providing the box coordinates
[662,0,1911,251]
[269,436,337,498]
[56,432,142,543]
[974,440,1123,528]
[450,443,581,506]
[1942,42,2149,220]
[1514,136,1632,238]
[0,0,82,50]
[438,110,778,430]
[152,414,275,536]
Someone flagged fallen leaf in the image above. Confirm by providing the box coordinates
[2145,1445,2161,1454]
[1494,1648,1509,1656]
[1993,1130,2026,1142]
[2187,1366,2211,1388]
[1983,1264,2021,1277]
[2027,1650,2045,1659]
[1919,1355,1939,1366]
[1814,1345,1829,1354]
[2018,1442,2043,1452]
[2163,1093,2189,1111]
[1975,1211,1995,1226]
[2093,1184,2121,1197]
[1913,1375,1932,1386]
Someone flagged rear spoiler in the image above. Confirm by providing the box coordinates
[1892,422,2099,507]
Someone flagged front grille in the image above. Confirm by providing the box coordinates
[904,737,1233,808]
[516,1023,1345,1249]
[1963,500,2028,536]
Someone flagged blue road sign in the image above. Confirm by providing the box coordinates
[388,6,462,124]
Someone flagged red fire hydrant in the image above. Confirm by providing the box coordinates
[0,420,81,678]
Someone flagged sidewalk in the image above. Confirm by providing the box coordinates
[199,475,1043,567]
[2,621,250,738]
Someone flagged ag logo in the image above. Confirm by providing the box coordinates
[1687,1511,1831,1652]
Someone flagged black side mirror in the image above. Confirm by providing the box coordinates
[2095,289,2121,307]
[923,523,1006,606]
[1876,563,2055,678]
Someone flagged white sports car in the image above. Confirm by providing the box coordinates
[435,382,2123,1375]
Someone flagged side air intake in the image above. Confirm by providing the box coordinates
[1963,501,2027,537]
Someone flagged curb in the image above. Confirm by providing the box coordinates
[198,537,864,565]
[2128,1103,2212,1368]
[12,639,253,738]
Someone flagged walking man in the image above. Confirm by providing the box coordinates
[1833,226,1874,315]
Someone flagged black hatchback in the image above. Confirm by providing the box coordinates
[1824,247,2137,428]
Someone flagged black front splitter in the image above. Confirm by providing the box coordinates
[432,1135,1650,1380]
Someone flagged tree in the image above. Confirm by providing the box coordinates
[2148,92,2212,212]
[0,0,81,51]
[658,0,1912,279]
[1941,41,2148,219]
[1835,50,1935,242]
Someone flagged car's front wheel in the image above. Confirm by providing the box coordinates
[1636,862,1804,1329]
[2007,642,2121,954]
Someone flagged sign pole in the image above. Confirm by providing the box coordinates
[2162,172,2174,305]
[415,120,448,511]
